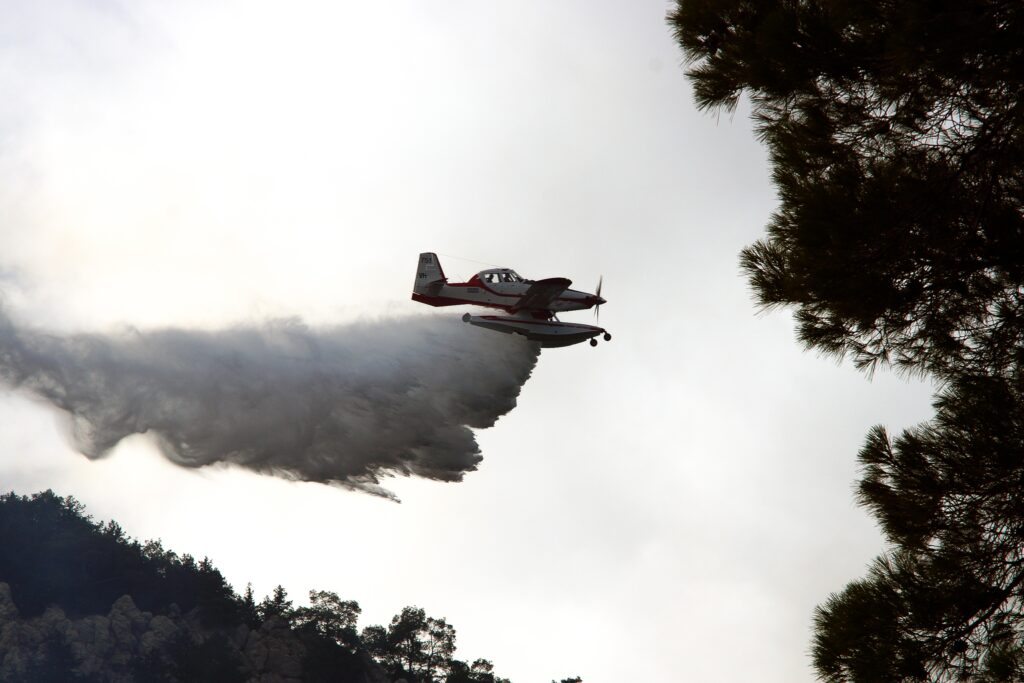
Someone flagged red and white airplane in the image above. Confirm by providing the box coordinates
[411,252,611,348]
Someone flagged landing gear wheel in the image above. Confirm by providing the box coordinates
[590,338,598,347]
[603,332,612,341]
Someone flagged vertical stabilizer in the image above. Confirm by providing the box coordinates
[413,252,446,294]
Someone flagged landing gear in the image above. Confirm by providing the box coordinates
[603,332,611,341]
[590,338,598,347]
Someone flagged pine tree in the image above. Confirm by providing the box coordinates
[669,2,1024,680]
[669,0,1024,378]
[813,373,1024,680]
[258,585,294,623]
[292,590,361,650]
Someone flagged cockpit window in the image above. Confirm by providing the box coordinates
[480,270,522,284]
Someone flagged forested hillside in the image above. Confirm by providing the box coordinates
[0,490,578,683]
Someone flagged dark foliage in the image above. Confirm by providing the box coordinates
[292,589,368,682]
[293,589,361,650]
[362,606,458,683]
[447,658,511,683]
[0,490,524,682]
[669,0,1024,378]
[0,490,239,625]
[258,584,294,624]
[240,582,260,628]
[5,630,104,683]
[295,633,367,683]
[670,2,1024,681]
[813,373,1024,681]
[129,632,248,683]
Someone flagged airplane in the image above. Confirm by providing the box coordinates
[411,252,611,348]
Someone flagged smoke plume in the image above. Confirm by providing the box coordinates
[0,305,540,499]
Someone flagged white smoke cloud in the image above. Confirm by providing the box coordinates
[0,305,540,500]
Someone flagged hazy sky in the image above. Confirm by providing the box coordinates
[0,2,937,681]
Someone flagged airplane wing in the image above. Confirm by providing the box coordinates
[512,277,571,312]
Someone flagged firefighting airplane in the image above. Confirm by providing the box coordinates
[411,252,611,348]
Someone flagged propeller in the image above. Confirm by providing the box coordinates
[594,275,603,324]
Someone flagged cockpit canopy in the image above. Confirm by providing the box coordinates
[478,268,524,284]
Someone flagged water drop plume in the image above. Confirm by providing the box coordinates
[0,305,540,500]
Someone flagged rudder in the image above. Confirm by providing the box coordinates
[413,252,446,294]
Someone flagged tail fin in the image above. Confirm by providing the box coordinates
[413,252,446,294]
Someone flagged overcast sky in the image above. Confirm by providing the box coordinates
[0,2,937,681]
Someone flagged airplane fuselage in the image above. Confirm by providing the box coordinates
[412,278,600,315]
